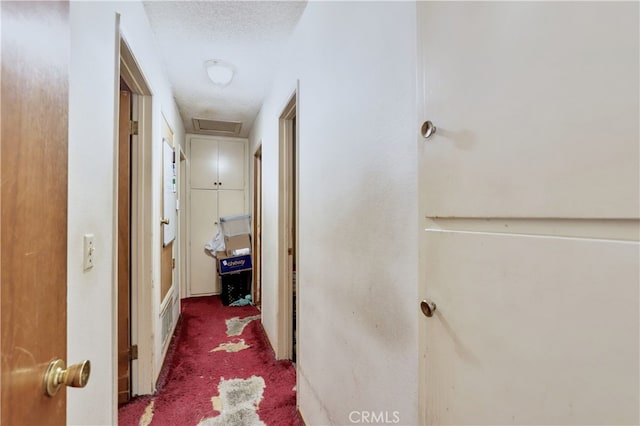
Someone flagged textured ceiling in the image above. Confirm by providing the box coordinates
[143,1,307,137]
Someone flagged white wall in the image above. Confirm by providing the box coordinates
[249,2,418,424]
[68,2,184,424]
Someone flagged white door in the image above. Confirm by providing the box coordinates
[188,189,245,296]
[190,137,219,189]
[418,2,639,425]
[190,138,245,190]
[218,140,246,190]
[189,189,218,295]
[218,190,245,218]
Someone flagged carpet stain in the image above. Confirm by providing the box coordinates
[226,315,261,337]
[211,339,251,353]
[198,376,266,426]
[211,396,222,412]
[138,400,155,426]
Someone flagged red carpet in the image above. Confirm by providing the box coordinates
[118,296,303,426]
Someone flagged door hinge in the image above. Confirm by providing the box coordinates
[129,345,138,360]
[130,120,139,135]
[172,258,176,269]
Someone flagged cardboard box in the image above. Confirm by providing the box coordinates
[224,234,251,256]
[215,233,252,275]
[217,252,252,275]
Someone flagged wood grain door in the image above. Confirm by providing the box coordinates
[117,86,132,404]
[417,2,639,425]
[1,1,70,424]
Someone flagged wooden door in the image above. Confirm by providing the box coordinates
[417,2,639,425]
[190,138,219,189]
[218,140,245,190]
[117,86,132,404]
[1,1,70,424]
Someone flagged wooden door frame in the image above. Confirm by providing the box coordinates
[277,88,299,360]
[252,144,263,307]
[119,36,154,397]
[179,148,188,300]
[117,82,132,405]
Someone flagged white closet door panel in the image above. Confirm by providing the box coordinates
[218,190,246,218]
[418,2,639,218]
[190,137,218,189]
[420,230,639,425]
[218,140,245,190]
[189,189,218,295]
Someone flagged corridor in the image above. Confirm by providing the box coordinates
[118,297,302,425]
[0,1,638,425]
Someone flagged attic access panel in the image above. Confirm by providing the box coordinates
[192,118,242,137]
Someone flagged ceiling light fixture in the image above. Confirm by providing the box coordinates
[204,59,235,87]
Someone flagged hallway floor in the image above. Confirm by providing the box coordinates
[118,296,303,426]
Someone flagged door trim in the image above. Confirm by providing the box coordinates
[252,144,263,307]
[277,88,298,360]
[117,83,132,405]
[179,148,187,300]
[119,36,154,396]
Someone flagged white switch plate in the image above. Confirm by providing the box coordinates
[83,234,95,270]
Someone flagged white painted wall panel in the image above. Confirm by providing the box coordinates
[68,2,184,423]
[249,2,418,424]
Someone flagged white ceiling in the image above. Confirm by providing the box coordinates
[142,1,307,137]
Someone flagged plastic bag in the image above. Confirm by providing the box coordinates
[204,229,225,258]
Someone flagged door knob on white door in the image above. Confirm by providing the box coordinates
[43,359,91,397]
[420,299,437,317]
[421,121,436,139]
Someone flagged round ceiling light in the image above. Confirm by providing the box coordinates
[204,59,235,87]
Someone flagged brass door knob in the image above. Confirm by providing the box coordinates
[420,299,437,317]
[161,218,170,225]
[43,359,91,397]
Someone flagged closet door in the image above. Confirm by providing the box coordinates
[417,3,639,425]
[190,138,218,189]
[189,189,218,295]
[218,190,245,218]
[188,135,248,296]
[218,140,245,190]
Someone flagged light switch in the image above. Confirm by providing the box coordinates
[83,234,95,270]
